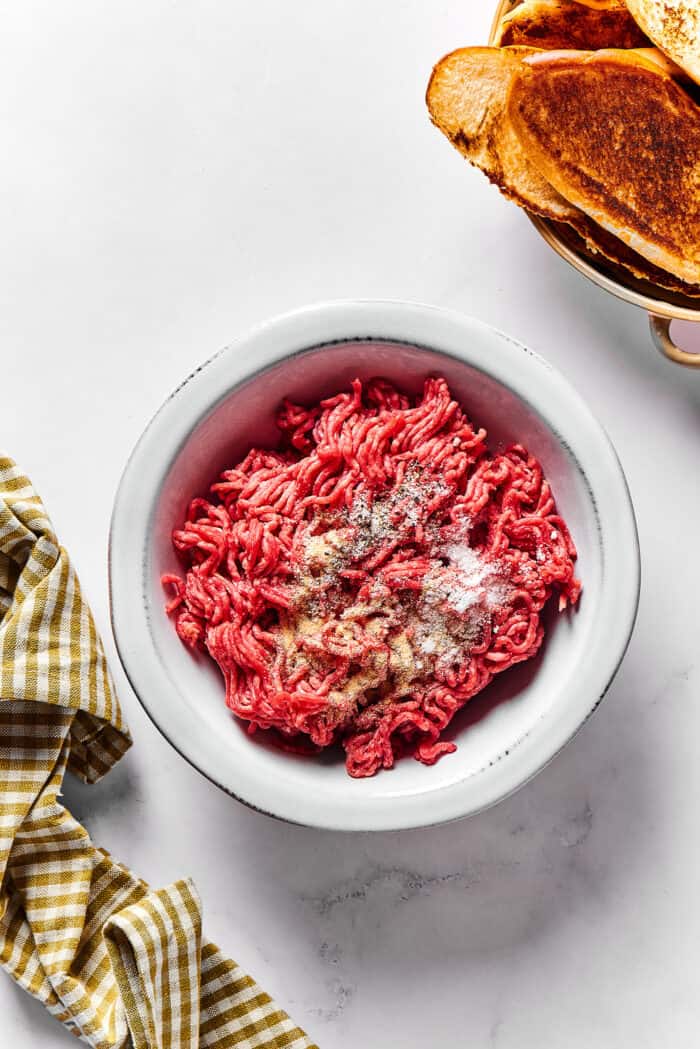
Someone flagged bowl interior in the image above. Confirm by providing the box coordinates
[148,339,602,811]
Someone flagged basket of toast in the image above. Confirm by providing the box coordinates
[427,0,700,365]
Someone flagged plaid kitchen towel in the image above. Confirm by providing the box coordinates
[0,455,316,1049]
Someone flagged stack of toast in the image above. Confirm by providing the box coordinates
[426,0,700,297]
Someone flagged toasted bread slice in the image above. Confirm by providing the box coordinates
[624,0,700,85]
[426,47,579,222]
[508,49,700,284]
[568,216,700,295]
[497,0,648,50]
[509,0,631,8]
[570,0,625,7]
[572,0,626,8]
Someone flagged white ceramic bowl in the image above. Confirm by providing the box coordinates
[110,301,639,831]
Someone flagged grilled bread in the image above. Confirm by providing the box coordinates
[508,49,700,284]
[629,47,692,81]
[426,47,579,222]
[572,0,628,8]
[624,0,700,85]
[566,216,700,295]
[497,0,648,50]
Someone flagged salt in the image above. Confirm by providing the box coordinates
[439,542,505,615]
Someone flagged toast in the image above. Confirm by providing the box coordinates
[426,47,579,222]
[497,0,648,50]
[624,0,700,85]
[508,49,700,284]
[571,0,628,8]
[566,216,700,295]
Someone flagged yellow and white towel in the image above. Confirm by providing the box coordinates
[0,455,317,1049]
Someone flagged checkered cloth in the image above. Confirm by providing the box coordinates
[0,455,317,1049]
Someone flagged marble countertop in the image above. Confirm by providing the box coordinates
[3,2,700,1046]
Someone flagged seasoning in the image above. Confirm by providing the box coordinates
[346,467,447,559]
[288,476,509,691]
[436,542,507,614]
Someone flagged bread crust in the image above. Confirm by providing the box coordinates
[426,46,579,222]
[573,0,626,8]
[497,0,648,50]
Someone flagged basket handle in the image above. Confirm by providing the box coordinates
[649,314,700,368]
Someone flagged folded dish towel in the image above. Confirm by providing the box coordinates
[0,455,316,1049]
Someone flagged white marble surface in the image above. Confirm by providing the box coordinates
[3,2,700,1046]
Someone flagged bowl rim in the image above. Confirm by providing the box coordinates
[528,215,700,323]
[109,300,640,831]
